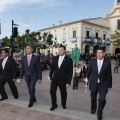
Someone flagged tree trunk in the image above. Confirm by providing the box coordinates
[36,46,38,55]
[24,47,26,55]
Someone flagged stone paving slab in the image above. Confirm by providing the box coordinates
[0,101,78,120]
[1,98,119,120]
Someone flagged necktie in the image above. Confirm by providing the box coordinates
[27,56,31,67]
[98,60,101,73]
[2,58,6,69]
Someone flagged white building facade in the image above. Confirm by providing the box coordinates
[106,0,120,54]
[39,0,120,55]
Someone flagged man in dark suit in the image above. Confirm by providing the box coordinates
[0,49,19,101]
[86,47,112,120]
[19,45,42,107]
[49,44,73,111]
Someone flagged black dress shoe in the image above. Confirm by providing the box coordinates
[0,97,8,101]
[63,106,66,109]
[97,115,102,120]
[14,96,19,99]
[28,103,33,108]
[98,118,102,120]
[50,105,57,111]
[34,99,37,102]
[91,111,96,114]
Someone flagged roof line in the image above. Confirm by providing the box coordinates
[39,17,105,31]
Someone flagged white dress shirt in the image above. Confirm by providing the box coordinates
[73,67,81,77]
[2,56,8,69]
[27,54,32,67]
[58,55,65,68]
[97,58,104,83]
[27,54,32,61]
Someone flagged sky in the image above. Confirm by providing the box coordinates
[0,0,114,39]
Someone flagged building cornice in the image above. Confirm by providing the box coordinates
[39,17,110,32]
[82,21,110,29]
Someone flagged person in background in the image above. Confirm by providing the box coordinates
[73,64,78,89]
[78,64,83,81]
[114,59,119,74]
[73,63,82,89]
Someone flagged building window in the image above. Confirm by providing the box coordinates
[55,37,57,40]
[117,19,120,30]
[73,30,76,38]
[49,31,50,34]
[63,33,66,38]
[55,30,56,32]
[96,32,98,38]
[103,34,106,40]
[63,28,65,30]
[86,31,89,37]
[117,0,120,4]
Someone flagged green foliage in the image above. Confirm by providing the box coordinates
[110,30,120,47]
[1,36,11,47]
[1,30,54,51]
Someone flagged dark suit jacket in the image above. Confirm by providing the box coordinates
[49,55,73,85]
[87,58,112,92]
[0,56,17,81]
[19,54,42,82]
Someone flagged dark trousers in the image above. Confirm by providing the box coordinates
[0,79,18,99]
[91,83,107,117]
[73,77,79,89]
[50,83,67,107]
[27,75,36,103]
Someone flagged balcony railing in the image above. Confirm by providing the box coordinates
[70,38,77,42]
[82,38,91,43]
[83,37,111,45]
[102,39,111,45]
[62,38,66,42]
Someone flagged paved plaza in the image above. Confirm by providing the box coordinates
[0,60,120,120]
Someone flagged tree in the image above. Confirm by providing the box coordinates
[110,30,120,47]
[1,36,11,47]
[1,30,53,55]
[40,32,53,49]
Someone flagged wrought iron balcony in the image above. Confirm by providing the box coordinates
[62,38,66,42]
[70,38,77,42]
[82,38,91,43]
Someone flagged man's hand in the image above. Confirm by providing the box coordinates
[38,80,42,84]
[48,80,52,84]
[13,79,16,82]
[108,88,111,91]
[84,85,88,88]
[66,84,70,88]
[17,79,22,83]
